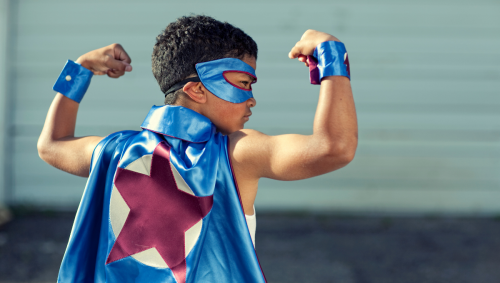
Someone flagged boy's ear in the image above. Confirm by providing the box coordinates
[183,82,207,103]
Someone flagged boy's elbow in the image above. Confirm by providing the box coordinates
[330,145,356,166]
[323,138,357,167]
[37,136,52,163]
[338,146,357,165]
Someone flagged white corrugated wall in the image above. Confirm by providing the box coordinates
[8,0,500,213]
[0,0,11,212]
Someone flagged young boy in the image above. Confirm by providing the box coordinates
[38,15,357,283]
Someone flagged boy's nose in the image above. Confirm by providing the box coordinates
[247,97,257,108]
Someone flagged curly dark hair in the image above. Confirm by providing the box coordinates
[152,15,258,104]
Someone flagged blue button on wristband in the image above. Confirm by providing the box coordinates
[53,60,93,103]
[309,41,350,84]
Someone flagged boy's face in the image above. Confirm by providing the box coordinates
[203,55,257,135]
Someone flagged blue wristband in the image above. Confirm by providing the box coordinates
[53,60,93,103]
[309,41,350,84]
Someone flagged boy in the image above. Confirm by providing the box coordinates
[38,15,357,283]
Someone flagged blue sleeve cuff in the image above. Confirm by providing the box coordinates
[53,60,93,103]
[309,41,350,85]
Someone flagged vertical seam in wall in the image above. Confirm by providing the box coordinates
[7,0,18,205]
[0,0,9,206]
[0,0,16,205]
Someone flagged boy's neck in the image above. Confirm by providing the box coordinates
[172,97,204,116]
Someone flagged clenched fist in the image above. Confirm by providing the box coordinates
[75,43,132,78]
[289,30,340,67]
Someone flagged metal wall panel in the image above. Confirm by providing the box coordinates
[0,0,11,207]
[11,0,500,213]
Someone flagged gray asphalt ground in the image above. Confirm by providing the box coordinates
[1,210,500,283]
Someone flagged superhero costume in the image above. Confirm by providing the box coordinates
[56,58,265,282]
[54,41,348,282]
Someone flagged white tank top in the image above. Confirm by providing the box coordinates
[245,207,256,247]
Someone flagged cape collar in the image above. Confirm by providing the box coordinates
[140,105,215,143]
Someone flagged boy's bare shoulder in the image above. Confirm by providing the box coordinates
[229,129,269,149]
[228,129,270,162]
[230,128,264,140]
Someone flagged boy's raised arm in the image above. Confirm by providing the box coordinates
[230,30,358,182]
[37,44,132,177]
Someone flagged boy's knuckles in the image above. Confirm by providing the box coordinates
[301,29,315,38]
[103,55,112,65]
[110,43,122,50]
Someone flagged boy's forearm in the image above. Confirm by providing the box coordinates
[41,93,79,142]
[37,93,101,177]
[313,76,358,163]
[37,44,132,177]
[40,42,133,144]
[287,30,357,164]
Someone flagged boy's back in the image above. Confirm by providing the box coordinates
[38,15,357,282]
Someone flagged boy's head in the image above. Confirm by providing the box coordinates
[152,15,258,105]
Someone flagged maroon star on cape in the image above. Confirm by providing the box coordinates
[106,141,213,283]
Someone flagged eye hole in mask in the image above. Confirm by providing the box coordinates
[222,71,257,91]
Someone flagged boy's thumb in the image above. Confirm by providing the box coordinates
[124,62,132,72]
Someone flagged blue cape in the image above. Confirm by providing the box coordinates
[57,105,266,283]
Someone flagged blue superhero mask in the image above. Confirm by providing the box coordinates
[195,58,257,103]
[164,58,257,104]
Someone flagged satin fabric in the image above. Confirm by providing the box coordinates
[195,58,257,103]
[309,41,350,84]
[53,60,93,103]
[58,105,266,283]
